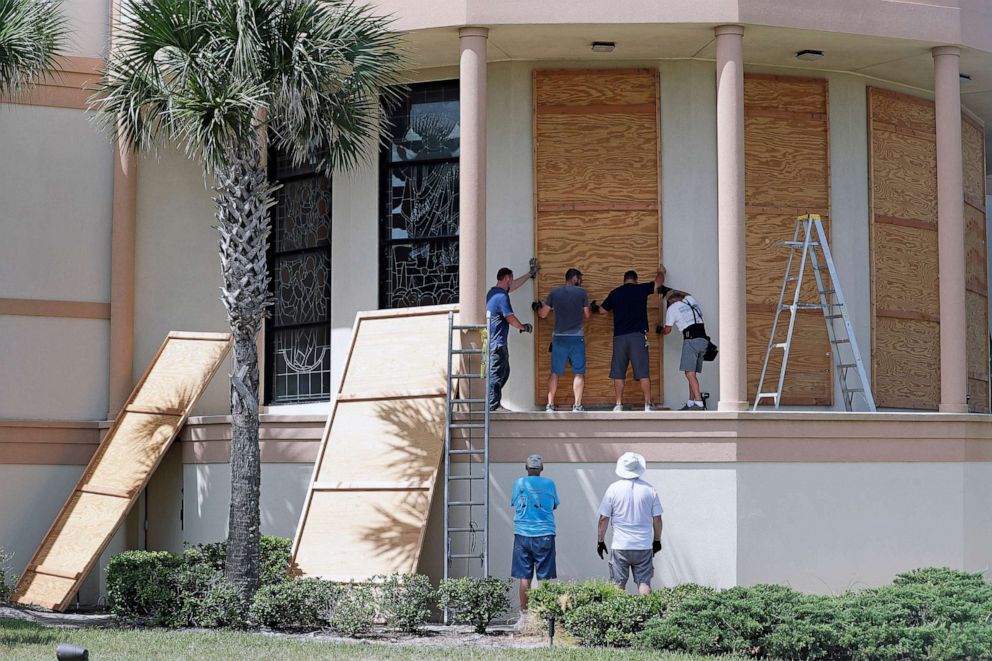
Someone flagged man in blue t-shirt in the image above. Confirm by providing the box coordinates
[535,268,591,412]
[510,454,559,614]
[598,267,667,411]
[486,263,538,411]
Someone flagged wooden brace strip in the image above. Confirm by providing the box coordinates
[336,389,445,402]
[32,565,82,580]
[78,484,133,499]
[311,480,432,491]
[124,405,184,416]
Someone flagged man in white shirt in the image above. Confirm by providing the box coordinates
[663,291,709,410]
[596,452,664,595]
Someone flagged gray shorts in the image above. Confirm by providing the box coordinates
[610,332,650,380]
[609,549,654,587]
[680,337,709,373]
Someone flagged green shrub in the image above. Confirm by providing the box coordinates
[181,536,291,586]
[248,577,339,630]
[528,579,623,624]
[928,622,992,661]
[893,567,987,589]
[328,584,376,637]
[563,592,654,647]
[168,553,245,628]
[375,574,434,632]
[106,550,182,624]
[437,577,511,633]
[0,547,16,604]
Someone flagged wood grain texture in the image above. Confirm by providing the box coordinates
[869,88,935,136]
[965,204,988,294]
[873,317,940,410]
[12,333,232,610]
[744,75,831,405]
[747,309,833,406]
[962,118,986,208]
[293,307,449,581]
[873,223,940,316]
[870,128,938,224]
[966,290,989,387]
[534,70,661,406]
[968,377,990,414]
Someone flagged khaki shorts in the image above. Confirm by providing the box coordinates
[680,338,709,373]
[609,548,654,587]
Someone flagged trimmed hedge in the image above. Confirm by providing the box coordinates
[437,577,511,633]
[249,578,340,630]
[527,568,992,659]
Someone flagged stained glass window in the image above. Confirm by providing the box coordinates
[380,80,460,308]
[266,154,332,404]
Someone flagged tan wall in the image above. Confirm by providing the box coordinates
[63,0,109,58]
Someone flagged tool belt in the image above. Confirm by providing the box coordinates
[683,323,707,340]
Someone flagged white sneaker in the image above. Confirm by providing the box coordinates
[612,404,624,412]
[644,402,657,412]
[545,403,556,412]
[572,404,587,412]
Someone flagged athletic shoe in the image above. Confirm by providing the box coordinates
[572,404,587,412]
[545,403,556,412]
[612,404,624,412]
[679,402,704,411]
[644,402,657,412]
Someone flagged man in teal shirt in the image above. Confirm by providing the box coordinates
[511,454,559,614]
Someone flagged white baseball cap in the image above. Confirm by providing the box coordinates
[526,454,544,470]
[615,451,646,479]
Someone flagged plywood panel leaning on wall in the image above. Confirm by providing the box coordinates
[743,75,832,406]
[533,69,662,406]
[11,332,232,611]
[868,88,940,409]
[962,116,989,413]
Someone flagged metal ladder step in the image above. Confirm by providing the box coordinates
[450,373,483,379]
[450,423,486,429]
[447,475,487,481]
[449,553,485,559]
[448,449,485,455]
[447,527,486,533]
[448,501,486,507]
[451,398,486,404]
[452,324,486,331]
[451,349,484,355]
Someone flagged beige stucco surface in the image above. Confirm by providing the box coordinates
[0,316,109,419]
[62,0,109,59]
[0,105,112,303]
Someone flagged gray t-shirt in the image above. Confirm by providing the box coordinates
[544,285,589,336]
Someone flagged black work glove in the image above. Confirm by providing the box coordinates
[655,324,664,335]
[597,541,608,559]
[531,300,542,312]
[652,540,662,555]
[528,257,540,279]
[519,323,533,334]
[590,300,600,313]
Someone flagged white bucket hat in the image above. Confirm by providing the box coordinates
[615,451,646,479]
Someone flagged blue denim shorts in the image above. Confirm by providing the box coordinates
[550,336,586,375]
[511,534,557,580]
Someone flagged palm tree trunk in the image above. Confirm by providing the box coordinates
[215,151,276,600]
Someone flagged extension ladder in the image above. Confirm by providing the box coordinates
[443,311,492,601]
[754,214,876,412]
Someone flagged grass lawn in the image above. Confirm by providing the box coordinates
[0,618,738,660]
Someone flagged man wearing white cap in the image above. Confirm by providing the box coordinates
[596,451,664,595]
[510,454,559,615]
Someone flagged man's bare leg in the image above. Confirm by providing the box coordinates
[547,373,559,407]
[519,578,533,611]
[639,378,652,404]
[614,379,625,406]
[685,371,702,401]
[573,374,585,406]
[638,583,652,596]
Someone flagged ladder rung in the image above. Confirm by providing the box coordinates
[782,240,821,247]
[825,314,844,319]
[452,324,486,330]
[786,276,800,281]
[448,501,486,506]
[451,374,483,379]
[821,289,836,295]
[449,554,485,559]
[795,303,825,310]
[451,398,485,404]
[842,387,864,393]
[832,338,851,344]
[449,449,485,455]
[837,363,857,369]
[450,423,486,429]
[756,393,780,399]
[448,528,486,534]
[773,343,788,349]
[448,475,487,481]
[451,349,484,354]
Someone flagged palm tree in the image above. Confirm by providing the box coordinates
[94,0,403,599]
[0,0,66,96]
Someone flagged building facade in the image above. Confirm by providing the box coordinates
[2,0,992,605]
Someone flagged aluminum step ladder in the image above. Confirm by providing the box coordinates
[443,311,491,616]
[754,214,876,412]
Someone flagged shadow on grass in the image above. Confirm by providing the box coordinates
[0,618,58,646]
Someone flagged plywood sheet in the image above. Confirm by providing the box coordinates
[968,377,989,415]
[747,309,833,406]
[533,70,661,406]
[962,118,986,207]
[870,128,937,224]
[965,204,988,294]
[872,223,940,317]
[869,88,935,135]
[874,317,940,409]
[292,306,451,581]
[13,332,232,610]
[744,75,831,405]
[966,291,989,381]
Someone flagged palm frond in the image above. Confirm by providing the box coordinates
[0,0,67,97]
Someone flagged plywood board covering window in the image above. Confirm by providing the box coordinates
[532,69,662,406]
[868,88,989,411]
[744,75,832,406]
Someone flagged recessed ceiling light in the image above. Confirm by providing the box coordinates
[795,49,824,61]
[591,41,616,53]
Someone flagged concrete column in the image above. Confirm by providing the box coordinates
[715,25,748,411]
[932,46,968,413]
[458,27,488,324]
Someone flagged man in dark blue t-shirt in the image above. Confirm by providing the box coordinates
[598,267,667,411]
[486,264,538,411]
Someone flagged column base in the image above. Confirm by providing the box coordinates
[718,400,749,412]
[939,403,970,414]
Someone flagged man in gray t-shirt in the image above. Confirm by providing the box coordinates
[535,268,591,412]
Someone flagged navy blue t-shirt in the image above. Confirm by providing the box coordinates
[602,282,656,336]
[486,286,513,348]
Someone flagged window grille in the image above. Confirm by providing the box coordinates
[380,80,460,309]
